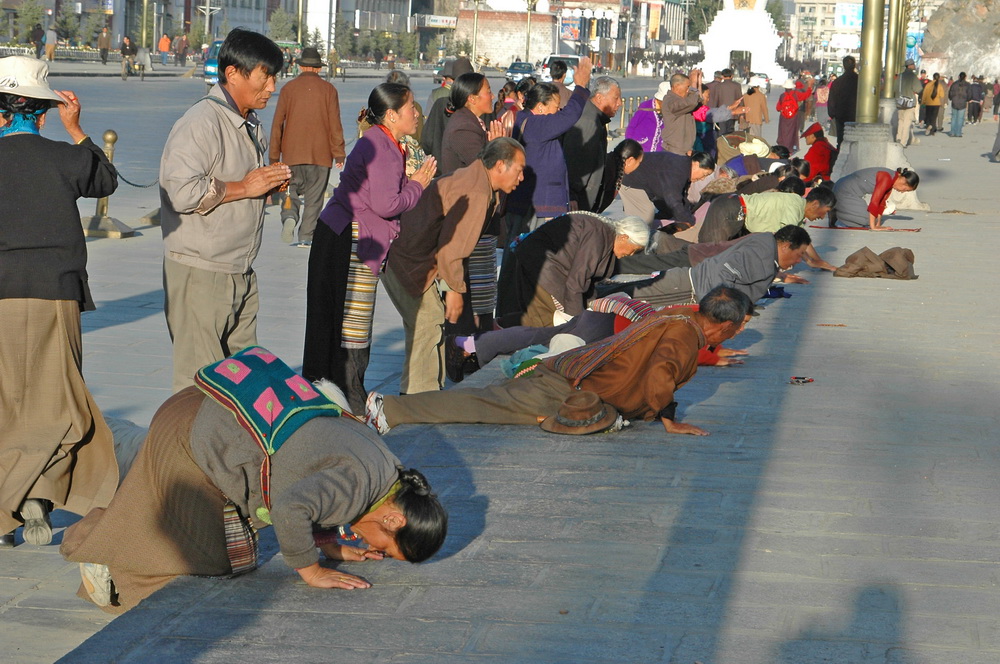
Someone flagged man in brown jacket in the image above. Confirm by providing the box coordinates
[662,70,703,155]
[269,47,345,246]
[365,285,752,436]
[381,138,526,394]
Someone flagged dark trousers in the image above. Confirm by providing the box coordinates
[474,310,617,367]
[698,195,744,243]
[834,118,847,151]
[302,221,370,413]
[99,48,108,64]
[277,164,330,243]
[924,106,940,134]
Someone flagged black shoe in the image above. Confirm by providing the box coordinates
[445,335,467,384]
[462,354,481,378]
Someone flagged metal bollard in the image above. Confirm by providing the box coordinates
[82,130,136,239]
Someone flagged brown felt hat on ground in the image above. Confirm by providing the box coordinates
[540,391,619,435]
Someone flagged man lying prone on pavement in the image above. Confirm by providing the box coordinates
[363,285,753,437]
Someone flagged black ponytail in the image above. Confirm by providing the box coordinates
[895,167,919,189]
[393,468,448,562]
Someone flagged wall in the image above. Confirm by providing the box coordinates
[455,9,556,65]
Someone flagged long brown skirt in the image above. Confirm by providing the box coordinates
[60,388,232,614]
[0,299,117,537]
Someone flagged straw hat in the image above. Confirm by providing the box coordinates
[782,78,796,89]
[653,81,671,101]
[539,391,620,435]
[0,56,62,103]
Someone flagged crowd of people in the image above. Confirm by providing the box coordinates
[2,32,934,616]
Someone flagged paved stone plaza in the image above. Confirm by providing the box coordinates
[3,67,1000,663]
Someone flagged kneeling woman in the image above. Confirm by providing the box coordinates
[61,348,447,614]
[832,167,919,230]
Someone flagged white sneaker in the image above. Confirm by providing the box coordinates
[20,499,51,546]
[363,391,390,435]
[80,562,113,607]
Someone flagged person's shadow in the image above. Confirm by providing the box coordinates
[776,584,905,663]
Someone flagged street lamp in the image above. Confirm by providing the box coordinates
[525,0,537,63]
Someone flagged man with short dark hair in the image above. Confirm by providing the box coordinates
[159,29,291,391]
[381,138,526,394]
[828,56,858,150]
[662,70,703,155]
[564,76,622,212]
[549,59,573,108]
[366,285,753,437]
[948,72,971,137]
[97,27,111,65]
[269,46,346,247]
[709,68,743,133]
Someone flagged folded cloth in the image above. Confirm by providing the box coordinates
[833,246,917,280]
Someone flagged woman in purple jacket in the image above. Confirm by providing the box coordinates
[303,83,436,413]
[497,57,593,317]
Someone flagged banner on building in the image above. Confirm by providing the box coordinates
[560,16,580,40]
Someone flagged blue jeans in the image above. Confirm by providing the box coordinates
[950,108,965,136]
[160,52,168,66]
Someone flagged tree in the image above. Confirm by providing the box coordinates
[188,18,206,50]
[268,8,294,42]
[55,6,80,45]
[15,0,45,43]
[80,12,107,47]
[453,38,472,56]
[334,18,356,57]
[686,0,724,41]
[307,27,323,49]
[399,31,418,62]
[765,0,786,31]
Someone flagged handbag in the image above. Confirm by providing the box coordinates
[896,95,916,110]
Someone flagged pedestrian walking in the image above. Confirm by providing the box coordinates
[742,85,769,138]
[921,73,945,135]
[967,76,984,124]
[896,59,923,146]
[948,72,970,137]
[30,24,44,59]
[827,56,858,150]
[776,79,806,153]
[44,26,57,62]
[158,33,171,66]
[97,27,111,65]
[269,47,346,248]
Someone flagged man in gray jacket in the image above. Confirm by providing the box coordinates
[602,225,813,306]
[159,29,291,391]
[564,76,621,212]
[896,59,924,146]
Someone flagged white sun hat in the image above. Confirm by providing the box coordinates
[0,56,63,103]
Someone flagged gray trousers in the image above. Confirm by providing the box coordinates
[163,258,258,392]
[382,364,574,428]
[278,164,330,243]
[599,267,696,307]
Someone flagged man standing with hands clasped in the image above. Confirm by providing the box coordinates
[158,29,291,391]
[269,46,346,247]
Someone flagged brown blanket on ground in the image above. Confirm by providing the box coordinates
[833,246,917,279]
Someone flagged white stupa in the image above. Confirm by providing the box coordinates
[696,0,788,84]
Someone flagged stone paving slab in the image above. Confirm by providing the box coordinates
[5,89,1000,663]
